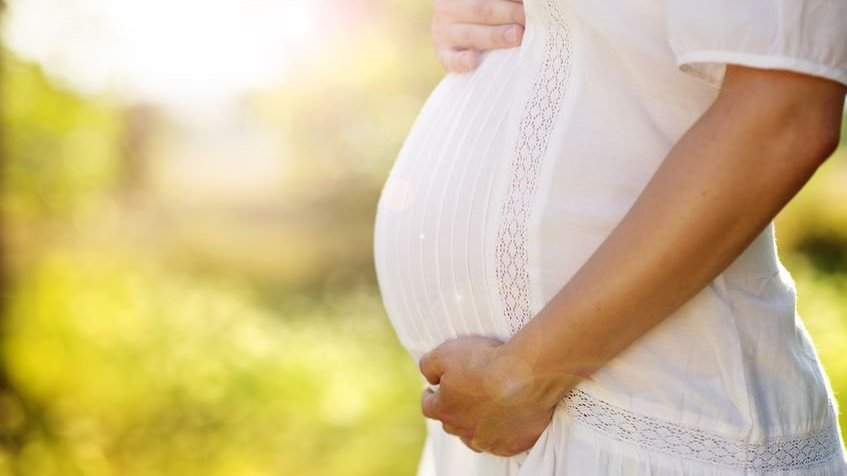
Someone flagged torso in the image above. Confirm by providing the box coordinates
[373,0,846,471]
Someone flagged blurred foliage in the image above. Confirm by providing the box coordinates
[2,58,123,222]
[776,148,847,274]
[1,250,423,476]
[0,1,439,472]
[776,146,847,440]
[0,2,846,474]
[126,0,447,295]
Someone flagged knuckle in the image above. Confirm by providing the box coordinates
[419,351,435,375]
[435,407,453,424]
[432,398,460,426]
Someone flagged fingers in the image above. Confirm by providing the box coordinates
[423,388,479,450]
[435,0,526,26]
[422,387,471,438]
[436,48,480,73]
[433,22,524,52]
[421,387,441,419]
[431,0,526,72]
[442,422,461,434]
[432,23,524,73]
[460,436,483,453]
[419,349,445,385]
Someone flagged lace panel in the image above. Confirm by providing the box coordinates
[492,1,843,471]
[563,388,843,471]
[494,0,573,335]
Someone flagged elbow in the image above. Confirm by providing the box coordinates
[755,90,845,172]
[815,117,843,161]
[791,108,843,169]
[765,80,845,169]
[718,65,846,168]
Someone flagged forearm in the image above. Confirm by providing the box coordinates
[497,67,846,406]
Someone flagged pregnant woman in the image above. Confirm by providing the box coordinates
[372,0,847,473]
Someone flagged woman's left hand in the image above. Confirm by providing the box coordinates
[418,335,559,456]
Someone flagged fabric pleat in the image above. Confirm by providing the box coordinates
[373,0,847,473]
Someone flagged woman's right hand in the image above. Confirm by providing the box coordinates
[432,0,526,73]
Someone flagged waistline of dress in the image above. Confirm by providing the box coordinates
[559,387,844,472]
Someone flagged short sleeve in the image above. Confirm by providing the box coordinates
[665,0,847,89]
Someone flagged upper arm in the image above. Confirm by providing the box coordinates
[718,65,845,160]
[663,0,847,160]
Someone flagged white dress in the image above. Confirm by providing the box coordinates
[372,0,847,474]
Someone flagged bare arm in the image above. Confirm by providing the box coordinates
[499,65,846,403]
[419,65,847,455]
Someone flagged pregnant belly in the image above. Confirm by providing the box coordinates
[373,48,522,360]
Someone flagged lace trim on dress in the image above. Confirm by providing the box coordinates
[492,1,842,471]
[495,0,573,335]
[562,388,843,471]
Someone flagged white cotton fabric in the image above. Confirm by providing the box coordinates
[372,0,847,474]
[665,0,847,89]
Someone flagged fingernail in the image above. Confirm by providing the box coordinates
[505,26,519,44]
[462,52,475,70]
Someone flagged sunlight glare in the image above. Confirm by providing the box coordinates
[3,0,322,109]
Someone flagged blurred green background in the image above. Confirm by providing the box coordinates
[0,1,845,475]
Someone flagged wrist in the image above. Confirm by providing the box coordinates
[488,338,577,409]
